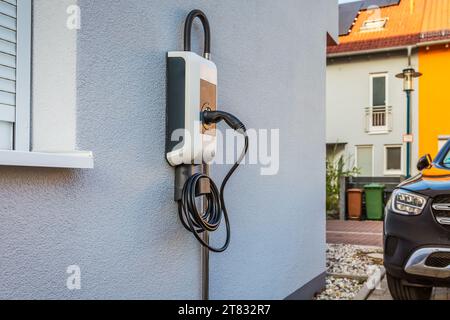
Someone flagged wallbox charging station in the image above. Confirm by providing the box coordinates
[166,51,218,167]
[166,10,249,299]
[166,9,248,253]
[166,9,217,167]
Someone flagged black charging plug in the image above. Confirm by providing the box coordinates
[202,110,247,133]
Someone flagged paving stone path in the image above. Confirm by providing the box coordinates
[327,220,383,247]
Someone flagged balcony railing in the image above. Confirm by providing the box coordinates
[365,106,392,133]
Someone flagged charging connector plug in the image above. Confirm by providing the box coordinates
[202,110,247,133]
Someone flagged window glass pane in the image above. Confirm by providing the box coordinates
[386,147,401,171]
[444,148,450,166]
[357,146,373,176]
[372,76,386,106]
[444,156,450,166]
[361,19,387,31]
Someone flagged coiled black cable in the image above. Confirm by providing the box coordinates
[178,112,248,253]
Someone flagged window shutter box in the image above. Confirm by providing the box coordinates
[0,0,17,150]
[0,0,31,151]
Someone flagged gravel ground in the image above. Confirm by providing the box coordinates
[327,244,383,276]
[315,276,364,300]
[315,244,384,300]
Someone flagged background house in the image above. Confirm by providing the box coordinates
[327,0,450,177]
[0,0,338,299]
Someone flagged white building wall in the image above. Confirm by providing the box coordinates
[327,53,420,177]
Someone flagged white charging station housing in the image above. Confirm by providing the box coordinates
[166,51,218,167]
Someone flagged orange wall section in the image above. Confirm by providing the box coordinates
[419,46,450,158]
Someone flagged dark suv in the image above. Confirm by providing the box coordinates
[384,141,450,300]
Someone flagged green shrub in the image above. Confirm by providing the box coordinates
[326,148,359,219]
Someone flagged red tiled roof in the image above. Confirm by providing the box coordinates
[329,0,450,55]
[328,33,419,54]
[329,32,450,55]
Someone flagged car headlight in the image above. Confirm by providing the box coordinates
[391,189,427,216]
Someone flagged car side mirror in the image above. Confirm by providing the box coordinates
[417,154,432,171]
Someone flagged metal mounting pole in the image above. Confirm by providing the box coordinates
[201,163,210,300]
[201,27,212,301]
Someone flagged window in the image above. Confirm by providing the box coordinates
[360,18,388,32]
[0,0,31,151]
[367,74,390,133]
[384,145,403,175]
[372,75,386,107]
[0,0,93,169]
[356,145,373,177]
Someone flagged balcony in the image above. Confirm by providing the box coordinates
[365,106,393,134]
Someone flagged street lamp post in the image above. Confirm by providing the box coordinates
[396,67,422,178]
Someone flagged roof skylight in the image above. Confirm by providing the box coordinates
[360,18,388,32]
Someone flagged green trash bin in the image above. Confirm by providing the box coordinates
[364,183,386,220]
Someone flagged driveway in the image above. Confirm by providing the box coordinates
[326,220,449,300]
[327,220,383,247]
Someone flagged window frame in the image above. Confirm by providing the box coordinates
[0,0,93,169]
[355,145,374,177]
[368,73,389,133]
[360,18,388,32]
[384,144,404,176]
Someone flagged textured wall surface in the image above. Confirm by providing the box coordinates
[0,0,336,299]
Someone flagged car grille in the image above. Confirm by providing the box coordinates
[425,252,450,268]
[431,195,450,227]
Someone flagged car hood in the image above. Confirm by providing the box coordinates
[399,166,450,197]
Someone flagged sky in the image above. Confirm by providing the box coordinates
[339,0,359,3]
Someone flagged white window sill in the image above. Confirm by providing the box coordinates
[0,150,94,169]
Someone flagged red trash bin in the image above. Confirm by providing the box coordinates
[347,189,363,220]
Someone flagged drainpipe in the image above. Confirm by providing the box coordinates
[407,46,413,66]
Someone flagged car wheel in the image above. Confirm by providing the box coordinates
[386,273,433,300]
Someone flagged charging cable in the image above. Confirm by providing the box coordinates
[177,111,248,252]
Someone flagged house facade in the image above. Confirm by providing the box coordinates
[327,0,450,177]
[327,52,417,177]
[0,0,338,299]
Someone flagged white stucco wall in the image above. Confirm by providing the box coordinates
[0,0,337,299]
[327,53,420,177]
